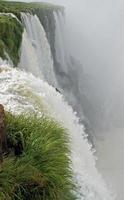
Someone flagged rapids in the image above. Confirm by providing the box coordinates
[0,7,116,200]
[0,64,114,200]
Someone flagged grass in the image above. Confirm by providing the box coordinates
[0,112,76,200]
[0,14,23,65]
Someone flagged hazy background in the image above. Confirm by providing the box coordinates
[8,0,124,198]
[65,0,124,131]
[13,0,124,130]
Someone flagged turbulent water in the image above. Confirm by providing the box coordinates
[0,10,116,200]
[19,11,90,130]
[0,64,114,200]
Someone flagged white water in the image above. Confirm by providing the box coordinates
[17,12,114,198]
[0,65,114,200]
[4,2,122,199]
[54,11,69,74]
[53,11,90,128]
[0,9,116,199]
[19,29,42,78]
[19,12,87,129]
[19,13,57,87]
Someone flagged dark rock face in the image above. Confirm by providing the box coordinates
[0,104,7,163]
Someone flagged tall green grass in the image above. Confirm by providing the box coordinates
[0,112,76,200]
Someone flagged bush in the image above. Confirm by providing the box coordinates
[0,112,76,200]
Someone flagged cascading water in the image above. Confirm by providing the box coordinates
[19,13,57,87]
[19,29,42,78]
[53,10,97,144]
[54,11,69,74]
[18,10,95,141]
[53,11,87,125]
[19,11,88,132]
[52,4,124,200]
[0,7,116,200]
[0,64,114,200]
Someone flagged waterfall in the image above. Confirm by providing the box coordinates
[0,8,115,199]
[19,13,57,87]
[53,11,91,130]
[54,11,69,74]
[0,64,114,200]
[18,11,87,130]
[19,29,43,78]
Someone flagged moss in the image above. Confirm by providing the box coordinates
[0,112,76,200]
[0,15,23,65]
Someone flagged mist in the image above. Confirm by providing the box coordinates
[40,1,124,198]
[25,2,124,130]
[8,0,124,198]
[14,0,124,134]
[30,0,124,131]
[66,0,124,129]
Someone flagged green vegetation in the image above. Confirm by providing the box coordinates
[0,1,63,20]
[0,1,63,66]
[0,2,72,199]
[0,14,23,65]
[0,112,76,200]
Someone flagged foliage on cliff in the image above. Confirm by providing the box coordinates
[0,1,63,20]
[0,1,63,66]
[0,14,23,65]
[0,112,76,200]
